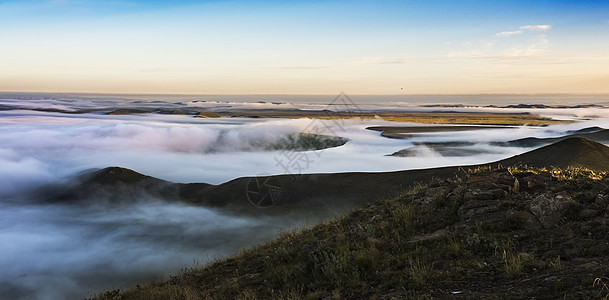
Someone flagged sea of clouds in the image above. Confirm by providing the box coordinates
[1,103,609,299]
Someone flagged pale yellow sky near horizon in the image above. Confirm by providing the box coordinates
[2,53,607,95]
[1,1,608,95]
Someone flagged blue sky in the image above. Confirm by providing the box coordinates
[0,0,608,94]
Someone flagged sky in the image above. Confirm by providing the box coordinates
[0,0,608,95]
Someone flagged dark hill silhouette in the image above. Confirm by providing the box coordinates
[45,138,609,212]
[497,137,609,171]
[106,108,151,115]
[44,164,466,215]
[45,167,181,205]
[566,126,604,134]
[83,166,166,185]
[500,127,609,147]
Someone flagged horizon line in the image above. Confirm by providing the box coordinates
[2,91,609,97]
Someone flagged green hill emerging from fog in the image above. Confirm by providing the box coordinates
[49,137,609,213]
[499,137,609,171]
[87,138,609,299]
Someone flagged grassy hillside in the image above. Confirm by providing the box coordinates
[499,137,609,171]
[92,165,609,299]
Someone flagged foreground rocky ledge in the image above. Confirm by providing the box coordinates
[92,166,609,299]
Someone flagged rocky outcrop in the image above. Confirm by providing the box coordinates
[529,193,572,228]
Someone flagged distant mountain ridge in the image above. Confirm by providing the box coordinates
[84,167,166,185]
[499,127,609,147]
[498,137,609,170]
[44,137,609,213]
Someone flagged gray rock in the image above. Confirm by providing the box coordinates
[529,193,571,228]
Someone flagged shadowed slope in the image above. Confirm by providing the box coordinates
[94,166,609,299]
[501,127,609,147]
[46,138,609,211]
[83,167,166,185]
[187,138,609,213]
[45,167,180,204]
[498,137,609,171]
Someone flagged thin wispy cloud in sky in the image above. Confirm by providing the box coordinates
[354,54,409,65]
[496,30,523,37]
[520,24,551,31]
[381,54,410,64]
[496,24,551,38]
[275,66,329,70]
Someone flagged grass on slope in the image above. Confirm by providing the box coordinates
[93,166,609,299]
[500,137,609,171]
